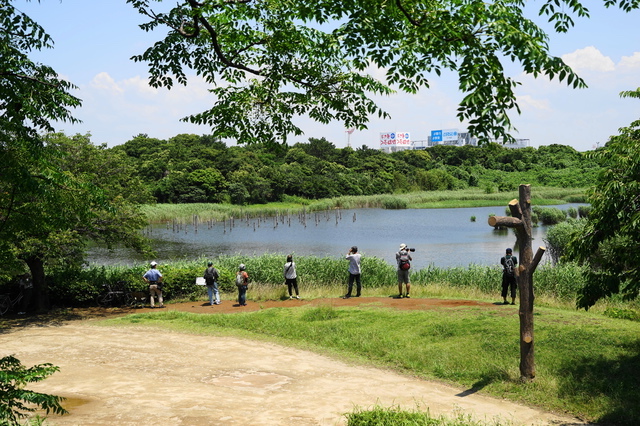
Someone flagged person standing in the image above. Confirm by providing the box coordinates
[236,264,249,306]
[17,273,33,315]
[284,254,300,299]
[500,248,518,305]
[204,261,220,305]
[343,246,362,299]
[396,243,412,298]
[143,261,164,308]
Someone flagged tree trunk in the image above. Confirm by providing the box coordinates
[487,184,543,381]
[24,256,49,312]
[515,185,535,380]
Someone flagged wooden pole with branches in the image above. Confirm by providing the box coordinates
[488,184,546,380]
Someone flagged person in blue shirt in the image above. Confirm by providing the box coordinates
[143,261,164,308]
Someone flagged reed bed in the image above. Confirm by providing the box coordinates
[59,254,624,314]
[141,188,586,224]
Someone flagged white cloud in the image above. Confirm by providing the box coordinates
[561,46,615,72]
[121,75,158,96]
[619,52,640,71]
[89,72,124,93]
[515,94,551,112]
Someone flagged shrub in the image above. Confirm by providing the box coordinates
[0,356,67,424]
[534,206,567,225]
[603,307,640,322]
[544,219,586,265]
[578,205,591,218]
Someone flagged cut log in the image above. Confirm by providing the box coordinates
[488,216,522,228]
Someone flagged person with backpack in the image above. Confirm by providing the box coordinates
[283,254,300,299]
[500,248,518,305]
[236,264,249,306]
[343,246,362,299]
[203,261,220,306]
[396,243,412,298]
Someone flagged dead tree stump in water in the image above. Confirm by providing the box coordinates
[488,184,546,381]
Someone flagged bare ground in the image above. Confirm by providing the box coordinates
[0,297,586,425]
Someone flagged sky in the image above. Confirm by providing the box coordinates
[15,0,640,152]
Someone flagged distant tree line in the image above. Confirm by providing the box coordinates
[110,134,599,205]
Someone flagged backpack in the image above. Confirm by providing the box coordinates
[504,256,515,277]
[235,272,245,287]
[399,251,411,270]
[204,267,217,281]
[204,268,215,281]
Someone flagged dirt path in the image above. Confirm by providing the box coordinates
[0,297,585,425]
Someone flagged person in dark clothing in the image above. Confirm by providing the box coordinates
[500,248,518,305]
[203,261,220,305]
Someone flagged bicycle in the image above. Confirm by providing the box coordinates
[95,281,133,307]
[0,291,24,316]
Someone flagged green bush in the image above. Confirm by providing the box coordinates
[543,219,586,265]
[578,205,591,218]
[534,206,567,225]
[0,356,67,424]
[603,307,640,322]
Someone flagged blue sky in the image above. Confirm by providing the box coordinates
[17,0,640,151]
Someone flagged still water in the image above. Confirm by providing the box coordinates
[87,204,583,269]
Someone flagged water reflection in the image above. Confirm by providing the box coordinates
[87,204,584,269]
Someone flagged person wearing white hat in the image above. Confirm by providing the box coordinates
[396,244,412,298]
[143,261,164,308]
[236,264,249,306]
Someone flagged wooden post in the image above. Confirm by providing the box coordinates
[487,184,546,381]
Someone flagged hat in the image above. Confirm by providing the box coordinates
[506,248,512,253]
[238,264,246,271]
[207,261,213,266]
[399,243,407,250]
[150,261,158,267]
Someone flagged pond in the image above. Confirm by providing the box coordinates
[87,204,584,269]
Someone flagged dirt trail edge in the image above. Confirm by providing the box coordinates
[0,299,586,426]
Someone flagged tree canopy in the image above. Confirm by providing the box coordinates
[127,0,637,145]
[568,87,640,309]
[1,2,150,310]
[109,134,597,204]
[0,0,81,145]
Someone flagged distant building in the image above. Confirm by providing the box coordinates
[379,129,529,151]
[379,131,411,153]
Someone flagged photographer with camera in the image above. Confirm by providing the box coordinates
[343,246,362,299]
[396,243,414,298]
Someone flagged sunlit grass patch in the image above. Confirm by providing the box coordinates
[346,405,515,426]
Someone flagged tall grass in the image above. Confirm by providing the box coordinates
[56,254,606,312]
[141,188,586,223]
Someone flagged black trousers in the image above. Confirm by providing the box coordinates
[346,273,361,296]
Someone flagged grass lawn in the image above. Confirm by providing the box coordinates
[104,293,640,425]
